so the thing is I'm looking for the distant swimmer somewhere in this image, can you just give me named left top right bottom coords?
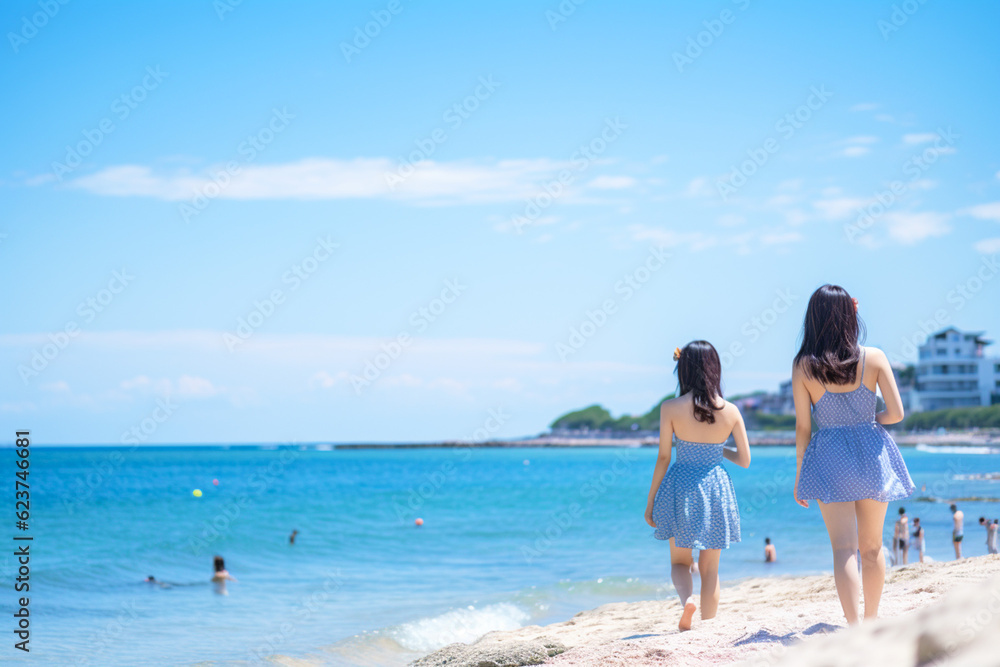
left=951, top=504, right=964, bottom=559
left=911, top=518, right=925, bottom=564
left=212, top=555, right=237, bottom=594
left=764, top=537, right=776, bottom=563
left=289, top=529, right=299, bottom=545
left=144, top=575, right=173, bottom=589
left=894, top=507, right=909, bottom=565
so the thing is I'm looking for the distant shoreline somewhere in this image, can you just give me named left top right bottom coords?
left=17, top=430, right=1000, bottom=449
left=335, top=429, right=1000, bottom=449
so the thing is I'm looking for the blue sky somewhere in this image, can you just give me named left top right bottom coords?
left=2, top=0, right=999, bottom=444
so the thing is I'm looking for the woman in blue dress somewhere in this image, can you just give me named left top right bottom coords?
left=645, top=340, right=751, bottom=631
left=792, top=285, right=914, bottom=624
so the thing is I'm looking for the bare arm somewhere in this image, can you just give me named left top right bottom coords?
left=871, top=347, right=905, bottom=425
left=645, top=402, right=674, bottom=527
left=791, top=362, right=812, bottom=508
left=722, top=406, right=751, bottom=468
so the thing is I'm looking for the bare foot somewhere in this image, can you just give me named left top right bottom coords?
left=679, top=601, right=697, bottom=631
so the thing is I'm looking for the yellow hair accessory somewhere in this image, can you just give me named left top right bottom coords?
left=673, top=347, right=682, bottom=361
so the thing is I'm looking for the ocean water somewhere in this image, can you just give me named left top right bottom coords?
left=8, top=443, right=999, bottom=666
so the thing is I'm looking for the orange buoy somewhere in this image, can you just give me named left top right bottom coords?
left=415, top=518, right=424, bottom=527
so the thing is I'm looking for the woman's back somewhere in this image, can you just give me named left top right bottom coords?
left=664, top=393, right=740, bottom=444
left=804, top=348, right=878, bottom=429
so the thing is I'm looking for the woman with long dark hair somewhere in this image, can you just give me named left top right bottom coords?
left=645, top=340, right=750, bottom=631
left=792, top=284, right=913, bottom=624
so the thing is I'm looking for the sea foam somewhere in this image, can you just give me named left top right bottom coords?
left=389, top=602, right=530, bottom=653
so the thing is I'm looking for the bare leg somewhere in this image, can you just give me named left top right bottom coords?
left=698, top=549, right=721, bottom=620
left=855, top=499, right=888, bottom=620
left=669, top=539, right=696, bottom=630
left=818, top=501, right=861, bottom=624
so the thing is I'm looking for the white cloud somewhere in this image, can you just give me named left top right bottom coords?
left=629, top=224, right=717, bottom=250
left=120, top=375, right=173, bottom=394
left=383, top=374, right=424, bottom=388
left=875, top=114, right=895, bottom=123
left=776, top=179, right=803, bottom=192
left=902, top=133, right=940, bottom=144
left=840, top=146, right=871, bottom=158
left=40, top=380, right=70, bottom=392
left=64, top=158, right=591, bottom=205
left=587, top=175, right=636, bottom=190
left=884, top=212, right=951, bottom=244
left=177, top=375, right=221, bottom=398
left=961, top=202, right=1000, bottom=222
left=837, top=136, right=878, bottom=158
left=119, top=372, right=222, bottom=399
left=760, top=231, right=804, bottom=245
left=492, top=214, right=559, bottom=234
left=974, top=238, right=1000, bottom=254
left=812, top=197, right=869, bottom=221
left=309, top=371, right=347, bottom=389
left=685, top=177, right=714, bottom=198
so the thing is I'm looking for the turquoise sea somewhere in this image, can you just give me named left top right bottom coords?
left=7, top=443, right=999, bottom=665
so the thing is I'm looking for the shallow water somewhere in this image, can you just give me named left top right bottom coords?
left=9, top=443, right=998, bottom=665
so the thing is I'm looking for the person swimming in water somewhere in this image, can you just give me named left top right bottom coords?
left=212, top=555, right=237, bottom=594
left=290, top=529, right=299, bottom=545
left=764, top=537, right=777, bottom=563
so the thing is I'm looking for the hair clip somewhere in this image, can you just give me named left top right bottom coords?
left=673, top=346, right=682, bottom=361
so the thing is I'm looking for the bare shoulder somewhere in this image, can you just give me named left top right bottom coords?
left=720, top=400, right=744, bottom=424
left=719, top=399, right=740, bottom=414
left=863, top=346, right=889, bottom=363
left=863, top=346, right=891, bottom=376
left=661, top=393, right=688, bottom=410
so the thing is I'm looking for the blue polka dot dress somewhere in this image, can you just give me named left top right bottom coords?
left=652, top=437, right=740, bottom=549
left=796, top=348, right=915, bottom=503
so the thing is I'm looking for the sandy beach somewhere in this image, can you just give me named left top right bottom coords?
left=413, top=555, right=1000, bottom=666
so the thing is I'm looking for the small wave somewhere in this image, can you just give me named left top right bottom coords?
left=388, top=603, right=530, bottom=654
left=915, top=444, right=1000, bottom=455
left=954, top=472, right=1000, bottom=481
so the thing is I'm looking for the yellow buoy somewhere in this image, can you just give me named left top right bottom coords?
left=192, top=489, right=203, bottom=497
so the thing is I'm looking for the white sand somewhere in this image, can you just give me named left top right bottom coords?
left=413, top=555, right=1000, bottom=666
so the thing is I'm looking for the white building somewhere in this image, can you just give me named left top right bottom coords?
left=914, top=327, right=1000, bottom=412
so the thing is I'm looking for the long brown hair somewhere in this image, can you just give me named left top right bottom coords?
left=794, top=284, right=867, bottom=384
left=675, top=340, right=724, bottom=423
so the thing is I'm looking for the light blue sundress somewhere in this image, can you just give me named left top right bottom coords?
left=796, top=348, right=915, bottom=503
left=652, top=437, right=740, bottom=549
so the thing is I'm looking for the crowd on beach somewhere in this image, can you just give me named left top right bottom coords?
left=890, top=504, right=1000, bottom=566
